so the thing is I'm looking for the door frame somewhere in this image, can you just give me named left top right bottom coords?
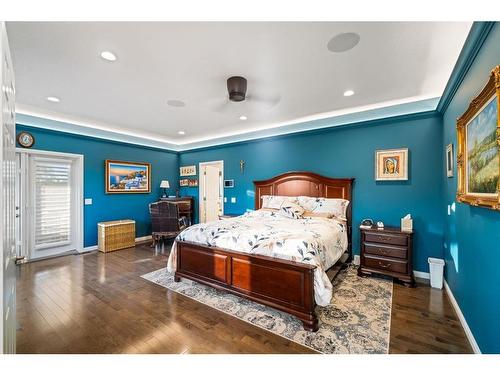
left=198, top=160, right=224, bottom=223
left=16, top=148, right=84, bottom=259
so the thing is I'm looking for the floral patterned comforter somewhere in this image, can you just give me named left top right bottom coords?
left=166, top=210, right=348, bottom=306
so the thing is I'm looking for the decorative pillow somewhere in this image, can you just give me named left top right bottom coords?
left=278, top=201, right=305, bottom=219
left=261, top=195, right=298, bottom=209
left=297, top=196, right=350, bottom=220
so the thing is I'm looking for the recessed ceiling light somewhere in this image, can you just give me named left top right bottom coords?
left=100, top=51, right=117, bottom=62
left=46, top=96, right=60, bottom=103
left=239, top=115, right=247, bottom=120
left=343, top=90, right=355, bottom=97
left=167, top=99, right=186, bottom=107
left=178, top=130, right=186, bottom=135
left=327, top=33, right=360, bottom=53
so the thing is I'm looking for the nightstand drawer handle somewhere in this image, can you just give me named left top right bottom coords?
left=378, top=261, right=391, bottom=269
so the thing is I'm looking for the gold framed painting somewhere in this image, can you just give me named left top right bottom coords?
left=456, top=66, right=500, bottom=210
left=375, top=148, right=408, bottom=181
left=105, top=160, right=151, bottom=194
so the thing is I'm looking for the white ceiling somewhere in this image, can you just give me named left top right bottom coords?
left=7, top=22, right=472, bottom=150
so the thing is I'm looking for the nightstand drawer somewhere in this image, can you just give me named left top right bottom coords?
left=364, top=243, right=407, bottom=259
left=364, top=255, right=408, bottom=274
left=364, top=232, right=407, bottom=246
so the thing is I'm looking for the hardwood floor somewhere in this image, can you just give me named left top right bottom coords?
left=16, top=243, right=472, bottom=354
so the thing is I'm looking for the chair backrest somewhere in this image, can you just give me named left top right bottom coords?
left=149, top=201, right=182, bottom=233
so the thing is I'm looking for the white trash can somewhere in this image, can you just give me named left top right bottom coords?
left=428, top=257, right=445, bottom=289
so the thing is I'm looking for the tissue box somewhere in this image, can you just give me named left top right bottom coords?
left=401, top=217, right=413, bottom=232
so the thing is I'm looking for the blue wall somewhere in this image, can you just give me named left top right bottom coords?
left=16, top=124, right=179, bottom=248
left=441, top=23, right=500, bottom=353
left=180, top=112, right=444, bottom=272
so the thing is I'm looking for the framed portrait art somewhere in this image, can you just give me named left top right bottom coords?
left=375, top=148, right=408, bottom=181
left=456, top=66, right=500, bottom=210
left=105, top=160, right=151, bottom=194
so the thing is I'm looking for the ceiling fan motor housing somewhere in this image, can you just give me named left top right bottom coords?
left=227, top=76, right=247, bottom=102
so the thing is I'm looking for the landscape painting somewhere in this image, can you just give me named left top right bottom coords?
left=466, top=96, right=499, bottom=195
left=105, top=160, right=151, bottom=193
left=456, top=66, right=500, bottom=210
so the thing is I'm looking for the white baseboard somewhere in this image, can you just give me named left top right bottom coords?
left=135, top=235, right=152, bottom=243
left=444, top=279, right=481, bottom=354
left=81, top=245, right=98, bottom=252
left=81, top=235, right=153, bottom=252
left=353, top=255, right=360, bottom=265
left=413, top=270, right=430, bottom=280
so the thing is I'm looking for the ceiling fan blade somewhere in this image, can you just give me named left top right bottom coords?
left=247, top=93, right=281, bottom=108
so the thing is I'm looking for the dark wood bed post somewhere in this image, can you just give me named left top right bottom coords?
left=174, top=171, right=354, bottom=332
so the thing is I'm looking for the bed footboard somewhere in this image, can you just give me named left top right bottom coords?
left=174, top=240, right=319, bottom=331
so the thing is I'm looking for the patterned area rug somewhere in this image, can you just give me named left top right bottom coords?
left=141, top=265, right=393, bottom=354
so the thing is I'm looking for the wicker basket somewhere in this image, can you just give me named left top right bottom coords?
left=98, top=220, right=136, bottom=253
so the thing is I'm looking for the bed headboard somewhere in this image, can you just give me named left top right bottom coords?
left=254, top=171, right=355, bottom=260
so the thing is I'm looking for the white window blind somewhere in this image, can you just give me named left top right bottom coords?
left=32, top=157, right=72, bottom=249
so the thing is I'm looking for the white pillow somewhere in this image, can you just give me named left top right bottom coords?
left=261, top=195, right=298, bottom=209
left=297, top=196, right=350, bottom=220
left=278, top=201, right=305, bottom=219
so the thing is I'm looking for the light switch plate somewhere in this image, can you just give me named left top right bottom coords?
left=84, top=198, right=93, bottom=205
left=223, top=197, right=227, bottom=203
left=231, top=197, right=236, bottom=203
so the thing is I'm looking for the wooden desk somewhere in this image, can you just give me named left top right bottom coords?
left=159, top=197, right=194, bottom=225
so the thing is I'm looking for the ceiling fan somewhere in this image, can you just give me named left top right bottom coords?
left=211, top=76, right=281, bottom=114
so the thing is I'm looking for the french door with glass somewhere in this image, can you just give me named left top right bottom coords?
left=16, top=150, right=83, bottom=260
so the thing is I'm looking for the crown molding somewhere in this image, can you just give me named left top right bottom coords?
left=437, top=21, right=496, bottom=114
left=16, top=95, right=439, bottom=152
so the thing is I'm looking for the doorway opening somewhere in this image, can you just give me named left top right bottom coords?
left=199, top=160, right=224, bottom=223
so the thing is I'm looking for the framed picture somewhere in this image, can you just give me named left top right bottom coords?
left=375, top=148, right=408, bottom=181
left=446, top=144, right=454, bottom=178
left=456, top=66, right=500, bottom=210
left=105, top=160, right=151, bottom=194
left=188, top=179, right=198, bottom=187
left=180, top=165, right=196, bottom=176
left=179, top=178, right=189, bottom=187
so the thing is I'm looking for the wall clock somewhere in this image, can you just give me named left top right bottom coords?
left=17, top=132, right=35, bottom=148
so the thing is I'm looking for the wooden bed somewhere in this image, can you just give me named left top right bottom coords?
left=174, top=171, right=354, bottom=331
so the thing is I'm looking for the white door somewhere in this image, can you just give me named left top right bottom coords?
left=1, top=21, right=16, bottom=354
left=17, top=153, right=81, bottom=260
left=199, top=161, right=223, bottom=223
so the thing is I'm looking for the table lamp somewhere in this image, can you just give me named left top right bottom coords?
left=160, top=180, right=170, bottom=198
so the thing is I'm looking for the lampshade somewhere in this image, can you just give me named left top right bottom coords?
left=160, top=180, right=170, bottom=188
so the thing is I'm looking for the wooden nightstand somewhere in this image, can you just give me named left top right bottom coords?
left=358, top=226, right=415, bottom=287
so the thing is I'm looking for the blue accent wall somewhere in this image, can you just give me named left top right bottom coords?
left=16, top=124, right=179, bottom=248
left=441, top=22, right=500, bottom=353
left=180, top=112, right=444, bottom=273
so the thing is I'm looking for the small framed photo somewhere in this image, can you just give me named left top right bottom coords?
left=446, top=144, right=454, bottom=178
left=375, top=148, right=408, bottom=181
left=179, top=178, right=189, bottom=187
left=180, top=165, right=196, bottom=176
